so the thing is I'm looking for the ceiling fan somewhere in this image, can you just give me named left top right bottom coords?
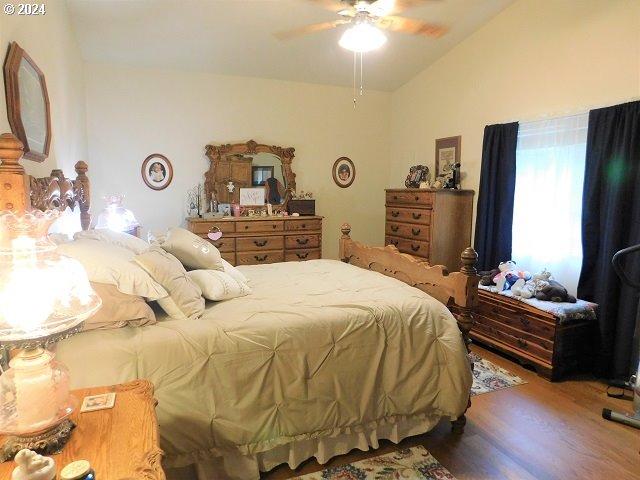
left=276, top=0, right=448, bottom=46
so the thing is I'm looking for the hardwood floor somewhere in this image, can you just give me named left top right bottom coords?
left=261, top=344, right=640, bottom=480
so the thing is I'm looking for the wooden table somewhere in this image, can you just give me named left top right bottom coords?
left=0, top=380, right=165, bottom=480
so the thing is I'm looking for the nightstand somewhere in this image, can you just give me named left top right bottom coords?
left=0, top=379, right=165, bottom=479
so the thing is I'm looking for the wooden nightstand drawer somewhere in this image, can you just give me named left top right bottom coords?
left=385, top=222, right=430, bottom=241
left=386, top=207, right=431, bottom=225
left=385, top=190, right=434, bottom=207
left=285, top=234, right=320, bottom=249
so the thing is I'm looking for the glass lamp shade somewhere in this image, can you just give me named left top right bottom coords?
left=0, top=209, right=101, bottom=441
left=339, top=23, right=387, bottom=53
left=94, top=194, right=139, bottom=234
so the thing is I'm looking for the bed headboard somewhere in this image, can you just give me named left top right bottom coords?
left=0, top=133, right=91, bottom=229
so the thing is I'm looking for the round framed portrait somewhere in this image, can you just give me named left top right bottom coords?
left=332, top=157, right=355, bottom=188
left=142, top=153, right=173, bottom=191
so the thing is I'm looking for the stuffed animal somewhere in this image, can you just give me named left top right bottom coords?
left=493, top=260, right=532, bottom=292
left=512, top=269, right=551, bottom=299
left=478, top=268, right=500, bottom=286
left=535, top=279, right=577, bottom=303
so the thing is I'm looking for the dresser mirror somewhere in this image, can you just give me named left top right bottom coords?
left=204, top=140, right=296, bottom=211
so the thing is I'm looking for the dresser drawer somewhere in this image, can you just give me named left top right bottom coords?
left=285, top=234, right=320, bottom=249
left=236, top=251, right=285, bottom=265
left=386, top=207, right=431, bottom=225
left=220, top=251, right=235, bottom=264
left=285, top=218, right=322, bottom=231
left=386, top=190, right=434, bottom=207
left=285, top=249, right=321, bottom=262
left=236, top=220, right=284, bottom=233
left=385, top=236, right=430, bottom=259
left=208, top=237, right=235, bottom=253
left=477, top=298, right=556, bottom=341
left=385, top=222, right=430, bottom=241
left=190, top=221, right=236, bottom=234
left=236, top=236, right=284, bottom=251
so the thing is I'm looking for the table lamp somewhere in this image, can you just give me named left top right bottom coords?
left=0, top=210, right=101, bottom=460
left=94, top=194, right=139, bottom=235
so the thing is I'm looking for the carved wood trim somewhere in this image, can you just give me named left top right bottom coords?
left=204, top=139, right=297, bottom=210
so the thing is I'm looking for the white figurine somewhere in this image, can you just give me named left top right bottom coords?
left=12, top=449, right=55, bottom=480
left=226, top=181, right=235, bottom=193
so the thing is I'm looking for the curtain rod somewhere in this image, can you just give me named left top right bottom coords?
left=503, top=97, right=640, bottom=125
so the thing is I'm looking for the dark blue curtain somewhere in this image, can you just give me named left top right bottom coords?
left=473, top=122, right=519, bottom=271
left=578, top=100, right=640, bottom=379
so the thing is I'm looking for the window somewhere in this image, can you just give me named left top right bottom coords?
left=511, top=113, right=588, bottom=296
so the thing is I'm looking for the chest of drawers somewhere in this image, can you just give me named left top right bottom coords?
left=187, top=216, right=322, bottom=266
left=385, top=189, right=474, bottom=271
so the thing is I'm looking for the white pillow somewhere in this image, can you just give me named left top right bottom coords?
left=187, top=269, right=252, bottom=301
left=221, top=258, right=249, bottom=284
left=75, top=229, right=150, bottom=255
left=135, top=247, right=205, bottom=320
left=56, top=238, right=168, bottom=300
left=160, top=227, right=224, bottom=271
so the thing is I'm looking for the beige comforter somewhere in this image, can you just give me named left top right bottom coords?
left=55, top=259, right=472, bottom=470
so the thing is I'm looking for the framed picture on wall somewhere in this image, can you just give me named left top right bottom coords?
left=435, top=136, right=461, bottom=178
left=142, top=154, right=173, bottom=190
left=332, top=157, right=355, bottom=188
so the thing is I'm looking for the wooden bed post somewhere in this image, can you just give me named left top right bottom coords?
left=339, top=223, right=352, bottom=262
left=457, top=246, right=479, bottom=353
left=0, top=133, right=30, bottom=211
left=74, top=161, right=91, bottom=231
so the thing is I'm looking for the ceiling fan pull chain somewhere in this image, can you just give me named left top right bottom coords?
left=353, top=51, right=357, bottom=108
left=360, top=51, right=364, bottom=97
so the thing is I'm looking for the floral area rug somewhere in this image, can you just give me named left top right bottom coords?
left=290, top=446, right=456, bottom=480
left=470, top=352, right=527, bottom=396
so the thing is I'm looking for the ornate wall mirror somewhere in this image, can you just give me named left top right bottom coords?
left=3, top=42, right=51, bottom=162
left=204, top=140, right=296, bottom=210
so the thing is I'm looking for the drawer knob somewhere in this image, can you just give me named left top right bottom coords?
left=296, top=253, right=309, bottom=259
left=391, top=225, right=399, bottom=232
left=254, top=255, right=268, bottom=262
left=301, top=224, right=306, bottom=228
left=272, top=225, right=277, bottom=229
left=411, top=228, right=421, bottom=236
left=254, top=240, right=267, bottom=247
left=390, top=240, right=398, bottom=247
left=393, top=195, right=398, bottom=200
left=519, top=316, right=530, bottom=326
left=296, top=238, right=309, bottom=245
left=411, top=244, right=420, bottom=252
left=517, top=338, right=528, bottom=348
left=391, top=211, right=400, bottom=217
left=412, top=213, right=422, bottom=220
left=414, top=196, right=419, bottom=201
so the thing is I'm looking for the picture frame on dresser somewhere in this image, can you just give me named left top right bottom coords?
left=435, top=136, right=461, bottom=179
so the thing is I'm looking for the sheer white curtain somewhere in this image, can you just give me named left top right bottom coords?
left=512, top=113, right=588, bottom=296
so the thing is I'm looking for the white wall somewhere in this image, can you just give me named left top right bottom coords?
left=0, top=1, right=87, bottom=177
left=84, top=64, right=391, bottom=259
left=391, top=0, right=640, bottom=236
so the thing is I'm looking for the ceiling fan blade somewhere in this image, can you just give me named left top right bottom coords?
left=275, top=19, right=348, bottom=40
left=305, top=0, right=349, bottom=13
left=378, top=15, right=447, bottom=38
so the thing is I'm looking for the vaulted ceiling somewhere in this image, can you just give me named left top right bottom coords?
left=67, top=0, right=514, bottom=91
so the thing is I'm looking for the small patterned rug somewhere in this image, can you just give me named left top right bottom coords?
left=290, top=445, right=455, bottom=480
left=470, top=352, right=527, bottom=396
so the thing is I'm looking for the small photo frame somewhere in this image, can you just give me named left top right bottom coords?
left=80, top=392, right=116, bottom=412
left=218, top=203, right=231, bottom=216
left=435, top=136, right=461, bottom=179
left=142, top=153, right=173, bottom=191
left=239, top=187, right=265, bottom=206
left=332, top=157, right=355, bottom=188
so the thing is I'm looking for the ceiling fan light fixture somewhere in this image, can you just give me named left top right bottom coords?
left=338, top=23, right=387, bottom=53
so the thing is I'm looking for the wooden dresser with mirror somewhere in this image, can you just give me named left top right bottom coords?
left=189, top=140, right=322, bottom=266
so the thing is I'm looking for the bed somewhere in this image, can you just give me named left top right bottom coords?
left=0, top=133, right=479, bottom=480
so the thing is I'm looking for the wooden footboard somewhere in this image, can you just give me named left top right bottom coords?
left=339, top=223, right=479, bottom=350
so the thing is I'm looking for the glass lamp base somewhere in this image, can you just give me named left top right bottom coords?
left=0, top=418, right=76, bottom=462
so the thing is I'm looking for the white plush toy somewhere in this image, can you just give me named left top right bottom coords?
left=512, top=269, right=552, bottom=299
left=11, top=449, right=55, bottom=480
